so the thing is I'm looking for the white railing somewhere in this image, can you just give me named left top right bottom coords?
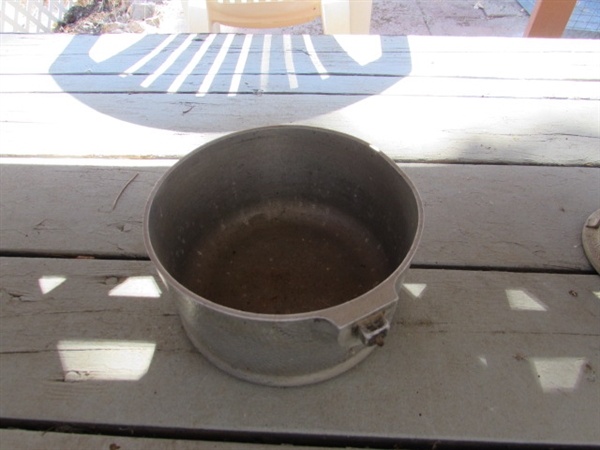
left=0, top=0, right=75, bottom=33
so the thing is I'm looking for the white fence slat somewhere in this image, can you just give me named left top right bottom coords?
left=0, top=0, right=74, bottom=33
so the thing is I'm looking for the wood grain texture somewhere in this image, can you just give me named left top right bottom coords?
left=4, top=74, right=599, bottom=100
left=3, top=33, right=599, bottom=55
left=1, top=162, right=597, bottom=270
left=1, top=33, right=598, bottom=79
left=0, top=430, right=354, bottom=450
left=1, top=258, right=598, bottom=445
left=0, top=35, right=600, bottom=165
left=1, top=33, right=598, bottom=165
left=2, top=32, right=599, bottom=448
left=0, top=92, right=598, bottom=165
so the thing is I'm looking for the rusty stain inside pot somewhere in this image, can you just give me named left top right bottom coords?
left=179, top=202, right=393, bottom=315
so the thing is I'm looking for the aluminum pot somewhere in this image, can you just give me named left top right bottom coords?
left=144, top=125, right=423, bottom=386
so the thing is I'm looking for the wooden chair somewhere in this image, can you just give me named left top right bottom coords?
left=180, top=0, right=373, bottom=34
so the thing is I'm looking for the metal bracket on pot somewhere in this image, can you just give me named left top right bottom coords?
left=355, top=313, right=390, bottom=347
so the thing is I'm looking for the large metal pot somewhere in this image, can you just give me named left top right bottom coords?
left=144, top=126, right=423, bottom=386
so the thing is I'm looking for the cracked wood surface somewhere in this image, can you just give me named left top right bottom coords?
left=0, top=93, right=597, bottom=165
left=1, top=162, right=598, bottom=270
left=0, top=430, right=352, bottom=450
left=2, top=34, right=599, bottom=79
left=1, top=33, right=599, bottom=447
left=0, top=34, right=598, bottom=165
left=0, top=258, right=598, bottom=445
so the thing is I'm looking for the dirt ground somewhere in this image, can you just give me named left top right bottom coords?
left=55, top=0, right=529, bottom=35
left=54, top=0, right=166, bottom=34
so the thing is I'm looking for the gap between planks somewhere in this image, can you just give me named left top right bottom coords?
left=0, top=156, right=598, bottom=168
left=0, top=422, right=508, bottom=450
left=1, top=259, right=598, bottom=446
left=1, top=163, right=598, bottom=271
left=0, top=252, right=595, bottom=276
left=0, top=428, right=374, bottom=450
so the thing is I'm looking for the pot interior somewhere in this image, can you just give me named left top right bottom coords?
left=179, top=200, right=392, bottom=314
left=147, top=127, right=421, bottom=315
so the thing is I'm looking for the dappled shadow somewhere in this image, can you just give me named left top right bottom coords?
left=1, top=255, right=599, bottom=446
left=3, top=34, right=600, bottom=444
left=48, top=33, right=411, bottom=133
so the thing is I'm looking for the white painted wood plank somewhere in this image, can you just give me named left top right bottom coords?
left=4, top=47, right=597, bottom=80
left=0, top=164, right=164, bottom=259
left=1, top=162, right=598, bottom=271
left=3, top=33, right=599, bottom=57
left=1, top=34, right=598, bottom=80
left=2, top=74, right=599, bottom=100
left=2, top=41, right=597, bottom=81
left=0, top=429, right=350, bottom=450
left=0, top=93, right=598, bottom=165
left=1, top=258, right=598, bottom=446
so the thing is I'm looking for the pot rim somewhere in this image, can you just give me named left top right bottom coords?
left=143, top=125, right=424, bottom=325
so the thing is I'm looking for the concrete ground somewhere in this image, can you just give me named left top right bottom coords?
left=157, top=0, right=600, bottom=38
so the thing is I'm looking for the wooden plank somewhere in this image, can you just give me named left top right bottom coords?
left=2, top=74, right=599, bottom=100
left=0, top=163, right=166, bottom=259
left=0, top=429, right=353, bottom=450
left=1, top=162, right=598, bottom=271
left=1, top=258, right=598, bottom=446
left=524, top=0, right=578, bottom=38
left=0, top=93, right=598, bottom=166
left=3, top=33, right=599, bottom=57
left=1, top=34, right=598, bottom=80
left=0, top=431, right=346, bottom=450
left=2, top=33, right=598, bottom=62
left=3, top=46, right=597, bottom=80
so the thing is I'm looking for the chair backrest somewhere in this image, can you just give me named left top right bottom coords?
left=182, top=0, right=372, bottom=34
left=208, top=0, right=322, bottom=29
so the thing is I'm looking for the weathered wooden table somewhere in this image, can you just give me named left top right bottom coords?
left=1, top=33, right=599, bottom=449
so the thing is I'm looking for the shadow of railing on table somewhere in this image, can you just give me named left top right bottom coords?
left=49, top=33, right=411, bottom=133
